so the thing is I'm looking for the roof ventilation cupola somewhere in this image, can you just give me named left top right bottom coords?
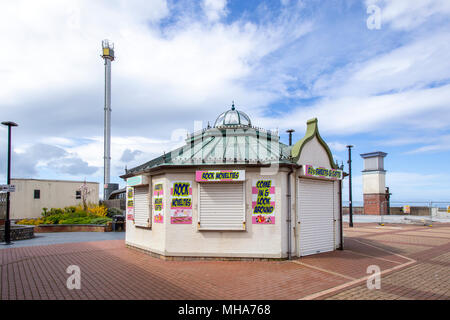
left=214, top=102, right=252, bottom=128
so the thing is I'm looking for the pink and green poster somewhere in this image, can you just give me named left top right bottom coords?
left=153, top=183, right=164, bottom=223
left=126, top=186, right=134, bottom=221
left=170, top=181, right=192, bottom=224
left=252, top=179, right=275, bottom=224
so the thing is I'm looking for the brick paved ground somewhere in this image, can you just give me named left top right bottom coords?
left=0, top=223, right=449, bottom=300
left=323, top=223, right=450, bottom=300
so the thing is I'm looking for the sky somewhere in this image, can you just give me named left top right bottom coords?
left=0, top=0, right=449, bottom=202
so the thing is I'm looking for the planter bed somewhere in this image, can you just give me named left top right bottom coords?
left=33, top=224, right=111, bottom=233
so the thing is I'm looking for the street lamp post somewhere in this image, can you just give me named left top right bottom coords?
left=2, top=121, right=18, bottom=245
left=346, top=145, right=354, bottom=228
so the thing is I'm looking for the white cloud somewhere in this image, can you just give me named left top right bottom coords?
left=365, top=0, right=450, bottom=30
left=63, top=135, right=185, bottom=170
left=0, top=0, right=169, bottom=104
left=1, top=0, right=449, bottom=194
left=328, top=141, right=347, bottom=152
left=258, top=84, right=450, bottom=135
left=313, top=31, right=450, bottom=98
left=405, top=135, right=450, bottom=154
left=0, top=0, right=315, bottom=186
left=202, top=0, right=228, bottom=22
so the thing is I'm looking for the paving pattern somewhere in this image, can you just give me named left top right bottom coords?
left=0, top=223, right=449, bottom=300
left=323, top=223, right=450, bottom=300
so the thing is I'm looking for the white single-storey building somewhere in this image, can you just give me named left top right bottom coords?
left=9, top=179, right=99, bottom=220
left=121, top=105, right=344, bottom=259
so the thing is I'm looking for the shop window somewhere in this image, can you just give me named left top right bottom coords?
left=76, top=191, right=81, bottom=199
left=34, top=189, right=40, bottom=199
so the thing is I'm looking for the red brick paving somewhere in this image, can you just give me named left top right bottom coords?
left=1, top=223, right=449, bottom=300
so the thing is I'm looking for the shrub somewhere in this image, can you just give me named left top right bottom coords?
left=64, top=206, right=77, bottom=214
left=43, top=214, right=62, bottom=225
left=87, top=204, right=108, bottom=217
left=33, top=204, right=111, bottom=225
left=16, top=218, right=43, bottom=225
left=43, top=208, right=64, bottom=217
left=59, top=217, right=92, bottom=225
left=106, top=207, right=123, bottom=218
left=42, top=207, right=56, bottom=217
left=90, top=217, right=113, bottom=225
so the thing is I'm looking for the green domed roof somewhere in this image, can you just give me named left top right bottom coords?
left=214, top=103, right=251, bottom=128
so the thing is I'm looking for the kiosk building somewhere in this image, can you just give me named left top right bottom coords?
left=121, top=105, right=344, bottom=259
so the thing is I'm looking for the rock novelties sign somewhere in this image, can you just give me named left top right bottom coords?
left=170, top=181, right=192, bottom=224
left=153, top=183, right=164, bottom=223
left=303, top=165, right=343, bottom=180
left=252, top=179, right=275, bottom=224
left=195, top=170, right=245, bottom=182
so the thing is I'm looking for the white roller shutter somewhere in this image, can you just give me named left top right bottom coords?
left=134, top=186, right=150, bottom=227
left=298, top=179, right=334, bottom=256
left=199, top=183, right=245, bottom=230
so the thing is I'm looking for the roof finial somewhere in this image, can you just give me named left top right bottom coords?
left=231, top=100, right=235, bottom=110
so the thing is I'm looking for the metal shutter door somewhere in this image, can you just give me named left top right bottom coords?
left=298, top=179, right=334, bottom=256
left=134, top=186, right=150, bottom=227
left=199, top=183, right=245, bottom=230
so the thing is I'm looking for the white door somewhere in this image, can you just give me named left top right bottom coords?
left=134, top=186, right=150, bottom=227
left=199, top=183, right=245, bottom=230
left=298, top=179, right=335, bottom=256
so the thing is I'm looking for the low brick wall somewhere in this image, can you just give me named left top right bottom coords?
left=343, top=207, right=365, bottom=215
left=390, top=206, right=431, bottom=216
left=0, top=225, right=34, bottom=241
left=33, top=224, right=112, bottom=233
left=344, top=206, right=431, bottom=216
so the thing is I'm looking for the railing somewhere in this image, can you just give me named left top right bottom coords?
left=343, top=200, right=450, bottom=218
left=187, top=125, right=277, bottom=139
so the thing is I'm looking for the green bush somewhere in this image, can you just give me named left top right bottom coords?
left=59, top=217, right=92, bottom=225
left=43, top=214, right=62, bottom=224
left=42, top=207, right=64, bottom=217
left=90, top=217, right=113, bottom=225
left=37, top=205, right=114, bottom=225
left=106, top=207, right=123, bottom=218
left=64, top=206, right=77, bottom=214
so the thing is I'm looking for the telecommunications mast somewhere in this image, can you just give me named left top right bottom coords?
left=101, top=39, right=115, bottom=200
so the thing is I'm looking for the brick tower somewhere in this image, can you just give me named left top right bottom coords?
left=360, top=152, right=388, bottom=215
